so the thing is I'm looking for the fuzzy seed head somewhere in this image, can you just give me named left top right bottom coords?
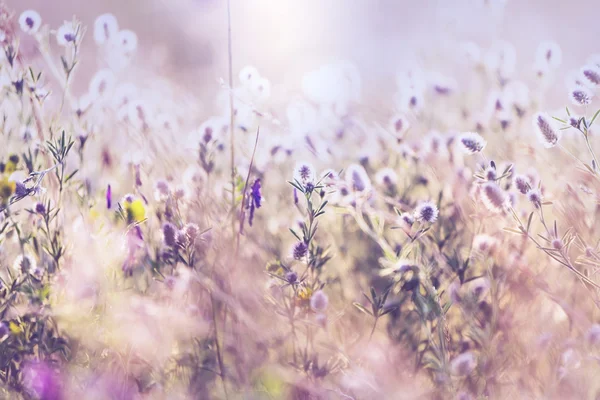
left=514, top=174, right=532, bottom=194
left=480, top=182, right=507, bottom=213
left=527, top=188, right=543, bottom=209
left=570, top=87, right=594, bottom=106
left=582, top=65, right=600, bottom=87
left=533, top=112, right=561, bottom=148
left=345, top=164, right=371, bottom=192
left=459, top=132, right=487, bottom=154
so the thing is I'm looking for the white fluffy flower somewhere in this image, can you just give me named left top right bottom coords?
left=56, top=21, right=78, bottom=46
left=93, top=13, right=119, bottom=45
left=19, top=10, right=42, bottom=34
left=458, top=132, right=487, bottom=154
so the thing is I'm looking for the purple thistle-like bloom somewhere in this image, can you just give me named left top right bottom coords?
left=106, top=184, right=112, bottom=209
left=162, top=222, right=177, bottom=247
left=293, top=242, right=308, bottom=260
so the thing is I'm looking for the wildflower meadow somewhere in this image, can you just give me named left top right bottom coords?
left=1, top=0, right=600, bottom=399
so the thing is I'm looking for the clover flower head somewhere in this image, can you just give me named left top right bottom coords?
left=459, top=132, right=487, bottom=154
left=414, top=201, right=439, bottom=223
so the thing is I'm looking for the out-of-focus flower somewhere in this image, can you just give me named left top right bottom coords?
left=450, top=352, right=477, bottom=376
left=292, top=242, right=308, bottom=260
left=89, top=69, right=116, bottom=100
left=375, top=168, right=398, bottom=187
left=93, top=13, right=119, bottom=45
left=527, top=188, right=542, bottom=209
left=239, top=65, right=260, bottom=85
left=122, top=195, right=146, bottom=223
left=162, top=223, right=177, bottom=247
left=513, top=174, right=531, bottom=194
left=414, top=201, right=439, bottom=223
left=22, top=361, right=62, bottom=400
left=115, top=29, right=138, bottom=53
left=586, top=324, right=600, bottom=345
left=535, top=41, right=562, bottom=69
left=310, top=290, right=329, bottom=312
left=56, top=21, right=78, bottom=46
left=533, top=112, right=560, bottom=148
left=19, top=10, right=42, bottom=34
left=345, top=164, right=371, bottom=193
left=13, top=253, right=37, bottom=275
left=106, top=184, right=112, bottom=209
left=480, top=182, right=507, bottom=213
left=248, top=178, right=262, bottom=227
left=581, top=65, right=600, bottom=87
left=570, top=86, right=594, bottom=106
left=458, top=132, right=486, bottom=154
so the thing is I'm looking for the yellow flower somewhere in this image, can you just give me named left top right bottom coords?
left=0, top=175, right=16, bottom=204
left=4, top=154, right=19, bottom=174
left=124, top=198, right=146, bottom=223
left=297, top=285, right=313, bottom=301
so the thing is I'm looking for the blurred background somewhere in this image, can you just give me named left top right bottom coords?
left=8, top=0, right=600, bottom=99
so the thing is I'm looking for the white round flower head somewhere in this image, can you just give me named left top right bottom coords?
left=115, top=30, right=138, bottom=53
left=375, top=168, right=398, bottom=187
left=239, top=65, right=260, bottom=86
left=251, top=76, right=271, bottom=102
left=56, top=21, right=78, bottom=46
left=569, top=85, right=594, bottom=106
left=19, top=10, right=42, bottom=34
left=310, top=290, right=329, bottom=312
left=389, top=114, right=410, bottom=138
left=89, top=69, right=116, bottom=100
left=458, top=132, right=487, bottom=154
left=533, top=112, right=561, bottom=148
left=345, top=164, right=372, bottom=193
left=293, top=162, right=316, bottom=186
left=581, top=64, right=600, bottom=87
left=94, top=13, right=119, bottom=45
left=535, top=41, right=562, bottom=70
left=414, top=201, right=439, bottom=223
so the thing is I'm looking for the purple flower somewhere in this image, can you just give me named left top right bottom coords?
left=106, top=184, right=112, bottom=209
left=22, top=361, right=62, bottom=400
left=248, top=178, right=262, bottom=227
left=293, top=242, right=308, bottom=260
